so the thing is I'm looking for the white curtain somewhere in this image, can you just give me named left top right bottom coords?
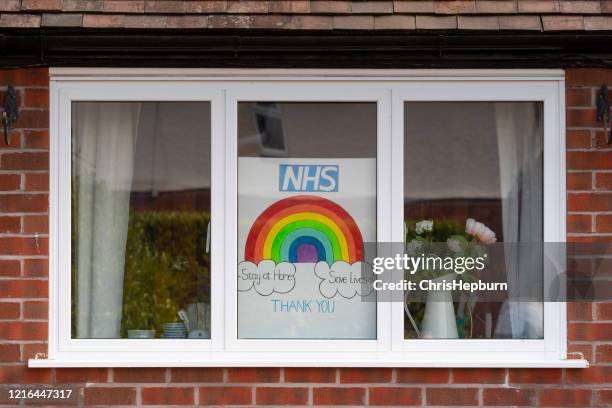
left=494, top=103, right=544, bottom=339
left=73, top=102, right=142, bottom=338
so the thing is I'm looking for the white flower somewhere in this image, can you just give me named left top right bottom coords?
left=447, top=237, right=463, bottom=252
left=465, top=218, right=497, bottom=244
left=415, top=220, right=433, bottom=235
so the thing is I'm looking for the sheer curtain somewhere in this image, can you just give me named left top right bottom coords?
left=73, top=102, right=142, bottom=338
left=494, top=103, right=544, bottom=339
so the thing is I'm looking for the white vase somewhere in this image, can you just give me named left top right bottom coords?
left=420, top=273, right=458, bottom=339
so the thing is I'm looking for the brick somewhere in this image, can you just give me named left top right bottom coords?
left=228, top=368, right=280, bottom=383
left=23, top=130, right=49, bottom=149
left=595, top=302, right=612, bottom=319
left=289, top=15, right=333, bottom=29
left=14, top=110, right=49, bottom=129
left=0, top=174, right=21, bottom=191
left=568, top=214, right=592, bottom=233
left=596, top=389, right=612, bottom=407
left=566, top=366, right=612, bottom=384
left=351, top=1, right=393, bottom=14
left=518, top=0, right=560, bottom=12
left=83, top=14, right=125, bottom=27
left=284, top=368, right=336, bottom=383
left=21, top=0, right=61, bottom=11
left=540, top=388, right=592, bottom=406
left=313, top=387, right=365, bottom=405
left=426, top=387, right=478, bottom=406
left=567, top=193, right=612, bottom=212
left=394, top=0, right=434, bottom=12
left=185, top=1, right=227, bottom=13
left=23, top=343, right=48, bottom=360
left=567, top=129, right=592, bottom=148
left=0, top=259, right=20, bottom=277
left=397, top=368, right=449, bottom=383
left=311, top=0, right=352, bottom=13
left=476, top=0, right=517, bottom=12
left=269, top=0, right=310, bottom=13
left=252, top=15, right=291, bottom=28
left=333, top=15, right=374, bottom=29
left=62, top=0, right=103, bottom=12
left=0, top=0, right=20, bottom=11
left=1, top=152, right=48, bottom=170
left=416, top=15, right=457, bottom=29
left=452, top=368, right=505, bottom=383
left=23, top=89, right=49, bottom=108
left=256, top=387, right=308, bottom=405
left=113, top=368, right=166, bottom=383
left=0, top=279, right=48, bottom=298
left=567, top=108, right=599, bottom=127
left=568, top=152, right=612, bottom=170
left=569, top=322, right=612, bottom=340
left=0, top=237, right=47, bottom=255
left=567, top=88, right=593, bottom=107
left=568, top=343, right=593, bottom=361
left=0, top=194, right=48, bottom=213
left=560, top=0, right=601, bottom=13
left=0, top=131, right=21, bottom=149
left=434, top=0, right=476, bottom=14
left=369, top=387, right=421, bottom=406
left=483, top=388, right=536, bottom=406
left=0, top=322, right=48, bottom=340
left=596, top=344, right=612, bottom=363
left=144, top=0, right=186, bottom=13
left=170, top=368, right=223, bottom=382
left=124, top=15, right=167, bottom=28
left=56, top=368, right=108, bottom=383
left=567, top=69, right=612, bottom=86
left=568, top=301, right=593, bottom=320
left=23, top=259, right=47, bottom=277
left=226, top=0, right=269, bottom=13
left=23, top=214, right=49, bottom=235
left=0, top=301, right=20, bottom=319
left=0, top=68, right=48, bottom=87
left=0, top=365, right=51, bottom=383
left=25, top=173, right=49, bottom=191
left=0, top=14, right=41, bottom=28
left=586, top=16, right=612, bottom=30
left=596, top=215, right=612, bottom=232
left=543, top=15, right=585, bottom=30
left=23, top=300, right=47, bottom=319
left=0, top=344, right=20, bottom=362
left=208, top=15, right=253, bottom=28
left=41, top=13, right=83, bottom=27
left=103, top=0, right=144, bottom=12
left=374, top=15, right=415, bottom=29
left=458, top=16, right=500, bottom=29
left=84, top=387, right=136, bottom=406
left=141, top=387, right=194, bottom=405
left=339, top=368, right=392, bottom=383
left=200, top=386, right=252, bottom=405
left=166, top=15, right=208, bottom=28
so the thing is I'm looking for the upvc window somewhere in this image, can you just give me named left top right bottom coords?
left=32, top=69, right=585, bottom=368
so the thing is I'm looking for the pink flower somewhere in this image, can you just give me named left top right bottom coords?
left=465, top=218, right=497, bottom=244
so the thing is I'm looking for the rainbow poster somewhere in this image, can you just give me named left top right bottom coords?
left=238, top=157, right=376, bottom=339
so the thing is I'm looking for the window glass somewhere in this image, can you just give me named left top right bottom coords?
left=237, top=102, right=377, bottom=339
left=71, top=101, right=211, bottom=339
left=403, top=102, right=544, bottom=340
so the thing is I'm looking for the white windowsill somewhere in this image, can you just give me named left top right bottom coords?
left=29, top=357, right=588, bottom=368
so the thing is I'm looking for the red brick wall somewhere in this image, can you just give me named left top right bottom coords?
left=0, top=67, right=610, bottom=407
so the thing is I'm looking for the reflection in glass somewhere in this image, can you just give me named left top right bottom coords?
left=403, top=102, right=544, bottom=340
left=71, top=102, right=211, bottom=339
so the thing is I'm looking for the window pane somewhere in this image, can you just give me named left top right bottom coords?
left=237, top=102, right=377, bottom=339
left=71, top=102, right=211, bottom=339
left=403, top=102, right=544, bottom=340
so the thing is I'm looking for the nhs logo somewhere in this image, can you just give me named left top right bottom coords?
left=279, top=164, right=339, bottom=192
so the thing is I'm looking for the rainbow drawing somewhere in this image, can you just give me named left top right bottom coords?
left=244, top=195, right=364, bottom=264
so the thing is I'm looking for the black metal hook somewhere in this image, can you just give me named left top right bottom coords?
left=2, top=86, right=19, bottom=145
left=596, top=84, right=612, bottom=145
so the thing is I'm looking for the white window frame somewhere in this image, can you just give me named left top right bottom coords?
left=31, top=68, right=586, bottom=368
